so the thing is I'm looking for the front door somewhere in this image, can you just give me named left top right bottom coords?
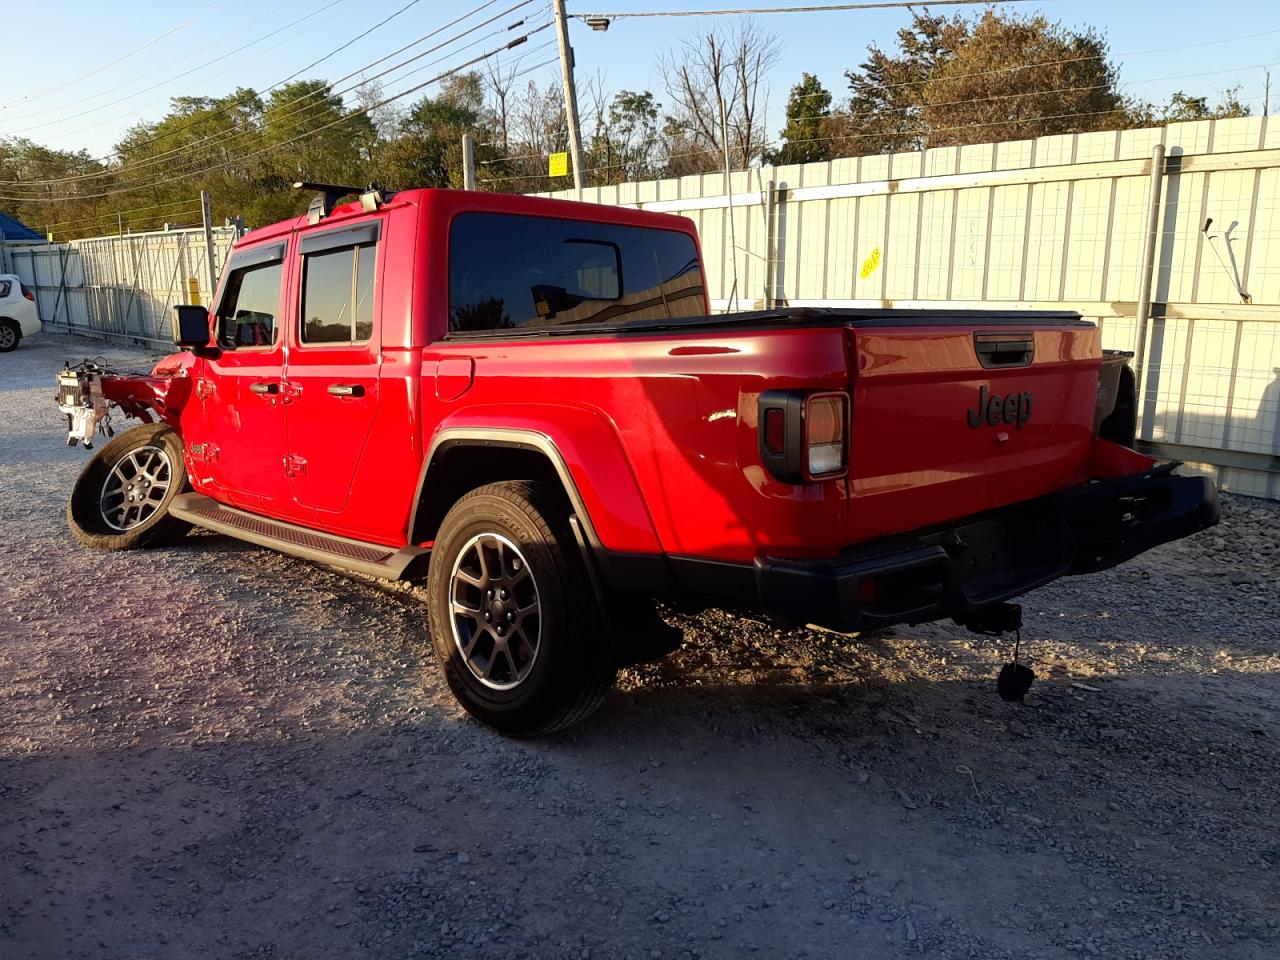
left=283, top=222, right=382, bottom=529
left=203, top=243, right=291, bottom=511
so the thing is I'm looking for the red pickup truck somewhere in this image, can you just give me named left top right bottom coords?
left=55, top=183, right=1218, bottom=734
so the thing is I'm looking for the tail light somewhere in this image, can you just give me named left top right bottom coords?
left=21, top=283, right=34, bottom=302
left=758, top=390, right=849, bottom=482
left=804, top=392, right=847, bottom=477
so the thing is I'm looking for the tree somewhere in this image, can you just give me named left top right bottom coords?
left=379, top=73, right=486, bottom=190
left=264, top=81, right=373, bottom=188
left=828, top=10, right=1130, bottom=155
left=660, top=19, right=781, bottom=172
left=829, top=12, right=964, bottom=155
left=921, top=12, right=1126, bottom=147
left=774, top=73, right=832, bottom=164
left=1139, top=86, right=1252, bottom=124
left=585, top=90, right=663, bottom=184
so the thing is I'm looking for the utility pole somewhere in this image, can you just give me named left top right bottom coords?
left=200, top=190, right=217, bottom=303
left=552, top=0, right=585, bottom=190
left=461, top=132, right=478, bottom=190
left=1265, top=69, right=1272, bottom=117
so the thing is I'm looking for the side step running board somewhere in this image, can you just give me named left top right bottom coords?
left=169, top=492, right=428, bottom=580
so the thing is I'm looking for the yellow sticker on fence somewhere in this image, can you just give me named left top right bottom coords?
left=859, top=246, right=882, bottom=280
left=548, top=152, right=569, bottom=178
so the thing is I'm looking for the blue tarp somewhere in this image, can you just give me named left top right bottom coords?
left=0, top=211, right=43, bottom=242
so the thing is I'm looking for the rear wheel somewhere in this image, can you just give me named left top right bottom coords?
left=426, top=480, right=615, bottom=736
left=0, top=319, right=19, bottom=352
left=67, top=423, right=191, bottom=550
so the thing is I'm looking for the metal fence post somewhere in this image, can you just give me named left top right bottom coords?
left=200, top=191, right=217, bottom=301
left=1131, top=143, right=1166, bottom=427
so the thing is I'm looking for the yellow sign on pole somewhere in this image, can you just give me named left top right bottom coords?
left=186, top=276, right=202, bottom=306
left=548, top=152, right=569, bottom=178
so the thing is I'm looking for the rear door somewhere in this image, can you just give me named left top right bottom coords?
left=203, top=242, right=292, bottom=510
left=282, top=219, right=382, bottom=521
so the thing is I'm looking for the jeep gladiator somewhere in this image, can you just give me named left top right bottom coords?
left=54, top=183, right=1220, bottom=734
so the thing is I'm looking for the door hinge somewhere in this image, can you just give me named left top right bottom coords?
left=196, top=379, right=213, bottom=400
left=283, top=454, right=307, bottom=478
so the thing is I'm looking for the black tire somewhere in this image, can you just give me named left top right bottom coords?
left=0, top=319, right=19, bottom=352
left=426, top=480, right=616, bottom=736
left=67, top=422, right=191, bottom=550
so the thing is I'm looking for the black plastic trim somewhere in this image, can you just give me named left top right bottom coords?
left=226, top=241, right=286, bottom=270
left=757, top=389, right=805, bottom=483
left=299, top=220, right=382, bottom=255
left=653, top=467, right=1219, bottom=632
left=170, top=492, right=428, bottom=580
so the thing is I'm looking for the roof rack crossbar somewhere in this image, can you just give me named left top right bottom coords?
left=293, top=181, right=365, bottom=224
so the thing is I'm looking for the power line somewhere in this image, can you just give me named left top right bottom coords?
left=4, top=0, right=355, bottom=133
left=0, top=0, right=314, bottom=128
left=0, top=0, right=532, bottom=191
left=0, top=27, right=548, bottom=203
left=44, top=198, right=203, bottom=229
left=79, top=8, right=548, bottom=196
left=573, top=0, right=1033, bottom=19
left=0, top=0, right=232, bottom=110
left=3, top=0, right=514, bottom=182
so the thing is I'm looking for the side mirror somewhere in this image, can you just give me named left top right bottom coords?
left=171, top=304, right=213, bottom=350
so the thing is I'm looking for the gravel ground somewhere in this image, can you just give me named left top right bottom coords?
left=2, top=332, right=1278, bottom=960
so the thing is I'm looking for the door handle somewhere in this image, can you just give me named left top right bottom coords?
left=328, top=383, right=365, bottom=397
left=249, top=381, right=280, bottom=395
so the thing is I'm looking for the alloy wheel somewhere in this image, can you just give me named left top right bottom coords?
left=448, top=532, right=542, bottom=690
left=99, top=444, right=173, bottom=531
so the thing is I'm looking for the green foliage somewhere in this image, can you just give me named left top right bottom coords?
left=774, top=73, right=832, bottom=165
left=586, top=90, right=663, bottom=184
left=1137, top=87, right=1252, bottom=124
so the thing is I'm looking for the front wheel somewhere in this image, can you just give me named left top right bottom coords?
left=67, top=422, right=191, bottom=550
left=425, top=480, right=616, bottom=736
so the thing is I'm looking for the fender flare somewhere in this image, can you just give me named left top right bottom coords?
left=413, top=426, right=607, bottom=548
left=410, top=424, right=675, bottom=594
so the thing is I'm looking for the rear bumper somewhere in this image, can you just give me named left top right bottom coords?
left=735, top=464, right=1218, bottom=632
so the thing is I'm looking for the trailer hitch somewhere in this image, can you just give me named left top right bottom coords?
left=957, top=602, right=1035, bottom=701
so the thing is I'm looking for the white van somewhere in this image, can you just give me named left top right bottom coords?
left=0, top=273, right=40, bottom=351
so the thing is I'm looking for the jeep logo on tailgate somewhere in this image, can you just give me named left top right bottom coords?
left=966, top=385, right=1033, bottom=430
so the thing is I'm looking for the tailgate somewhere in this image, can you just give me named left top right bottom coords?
left=846, top=321, right=1101, bottom=544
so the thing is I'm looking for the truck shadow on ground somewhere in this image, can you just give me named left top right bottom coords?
left=5, top=664, right=1278, bottom=959
left=7, top=518, right=1280, bottom=958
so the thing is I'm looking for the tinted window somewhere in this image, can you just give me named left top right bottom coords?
left=449, top=213, right=704, bottom=333
left=218, top=261, right=283, bottom=348
left=0, top=280, right=10, bottom=298
left=301, top=243, right=376, bottom=344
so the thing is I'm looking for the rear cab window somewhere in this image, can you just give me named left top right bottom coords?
left=448, top=213, right=704, bottom=334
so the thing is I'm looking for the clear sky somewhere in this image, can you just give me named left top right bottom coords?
left=2, top=0, right=1276, bottom=160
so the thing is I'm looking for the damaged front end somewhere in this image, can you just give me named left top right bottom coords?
left=55, top=358, right=193, bottom=448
